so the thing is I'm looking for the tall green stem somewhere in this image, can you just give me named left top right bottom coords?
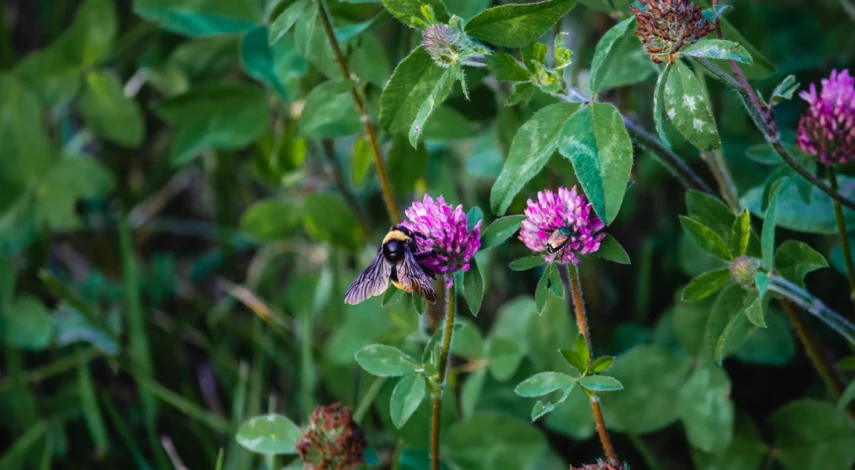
left=431, top=279, right=456, bottom=470
left=829, top=166, right=855, bottom=308
left=557, top=264, right=618, bottom=464
left=317, top=0, right=401, bottom=223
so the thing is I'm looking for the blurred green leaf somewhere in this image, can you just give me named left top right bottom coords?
left=681, top=39, right=752, bottom=64
left=78, top=71, right=144, bottom=147
left=735, top=307, right=795, bottom=366
left=355, top=344, right=419, bottom=377
left=464, top=0, right=577, bottom=48
left=268, top=0, right=309, bottom=45
left=134, top=0, right=261, bottom=37
left=155, top=84, right=268, bottom=165
left=351, top=138, right=373, bottom=187
left=683, top=269, right=731, bottom=302
left=714, top=286, right=754, bottom=364
left=676, top=362, right=734, bottom=453
left=242, top=26, right=307, bottom=99
left=663, top=60, right=721, bottom=151
left=390, top=373, right=426, bottom=429
left=769, top=400, right=855, bottom=470
left=35, top=156, right=115, bottom=231
left=53, top=304, right=121, bottom=355
left=589, top=17, right=655, bottom=93
left=302, top=193, right=362, bottom=251
left=77, top=355, right=109, bottom=458
left=236, top=414, right=301, bottom=455
left=558, top=102, right=633, bottom=225
left=506, top=82, right=536, bottom=106
left=761, top=182, right=784, bottom=270
left=487, top=336, right=523, bottom=381
left=239, top=199, right=302, bottom=242
left=1, top=296, right=54, bottom=350
left=445, top=413, right=547, bottom=470
left=299, top=80, right=361, bottom=138
left=387, top=133, right=428, bottom=195
left=422, top=106, right=477, bottom=141
left=743, top=292, right=765, bottom=328
left=742, top=177, right=855, bottom=235
left=692, top=413, right=768, bottom=470
left=601, top=345, right=691, bottom=433
left=491, top=102, right=582, bottom=215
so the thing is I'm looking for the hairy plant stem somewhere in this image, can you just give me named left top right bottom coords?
left=694, top=57, right=855, bottom=211
left=779, top=299, right=855, bottom=418
left=318, top=0, right=401, bottom=223
left=431, top=280, right=456, bottom=470
left=768, top=274, right=855, bottom=347
left=623, top=118, right=715, bottom=195
left=557, top=264, right=618, bottom=464
left=829, top=166, right=855, bottom=307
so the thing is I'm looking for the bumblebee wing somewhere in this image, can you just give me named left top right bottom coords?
left=344, top=250, right=391, bottom=305
left=396, top=250, right=437, bottom=304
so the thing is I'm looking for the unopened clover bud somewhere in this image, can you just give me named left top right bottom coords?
left=422, top=23, right=462, bottom=67
left=730, top=256, right=761, bottom=290
left=295, top=403, right=366, bottom=470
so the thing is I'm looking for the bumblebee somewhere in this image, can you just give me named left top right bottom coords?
left=344, top=225, right=437, bottom=305
left=546, top=226, right=573, bottom=254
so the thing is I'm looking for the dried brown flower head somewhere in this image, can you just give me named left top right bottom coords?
left=631, top=0, right=716, bottom=64
left=295, top=403, right=366, bottom=470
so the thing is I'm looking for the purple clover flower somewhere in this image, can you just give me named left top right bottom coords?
left=402, top=195, right=481, bottom=281
left=796, top=69, right=855, bottom=165
left=519, top=186, right=605, bottom=265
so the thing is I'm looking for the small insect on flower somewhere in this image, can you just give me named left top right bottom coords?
left=546, top=227, right=574, bottom=254
left=344, top=224, right=437, bottom=305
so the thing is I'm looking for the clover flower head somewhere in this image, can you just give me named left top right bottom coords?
left=730, top=256, right=761, bottom=291
left=631, top=0, right=716, bottom=64
left=423, top=24, right=463, bottom=67
left=796, top=69, right=855, bottom=165
left=519, top=186, right=605, bottom=265
left=402, top=194, right=481, bottom=280
left=295, top=403, right=366, bottom=470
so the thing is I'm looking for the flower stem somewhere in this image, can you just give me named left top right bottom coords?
left=779, top=299, right=855, bottom=418
left=557, top=264, right=618, bottom=464
left=431, top=280, right=456, bottom=470
left=317, top=0, right=401, bottom=223
left=768, top=274, right=855, bottom=346
left=829, top=166, right=855, bottom=307
left=694, top=57, right=855, bottom=212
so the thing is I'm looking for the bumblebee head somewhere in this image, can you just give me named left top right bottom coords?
left=383, top=225, right=412, bottom=245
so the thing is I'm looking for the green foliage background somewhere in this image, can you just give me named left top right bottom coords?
left=1, top=0, right=854, bottom=469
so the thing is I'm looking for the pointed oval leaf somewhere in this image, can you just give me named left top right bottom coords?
left=681, top=39, right=752, bottom=64
left=559, top=348, right=586, bottom=374
left=390, top=373, right=427, bottom=429
left=682, top=269, right=731, bottom=302
left=355, top=344, right=419, bottom=377
left=514, top=371, right=576, bottom=397
left=730, top=209, right=751, bottom=257
left=509, top=256, right=547, bottom=271
left=663, top=60, right=721, bottom=151
left=589, top=17, right=655, bottom=93
left=409, top=63, right=460, bottom=147
left=379, top=47, right=446, bottom=133
left=590, top=356, right=614, bottom=373
left=769, top=400, right=855, bottom=470
left=380, top=0, right=450, bottom=29
left=578, top=375, right=623, bottom=392
left=680, top=216, right=733, bottom=261
left=558, top=102, right=633, bottom=224
left=761, top=182, right=784, bottom=270
left=464, top=0, right=577, bottom=48
left=463, top=257, right=484, bottom=316
left=480, top=215, right=525, bottom=251
left=775, top=240, right=828, bottom=288
left=491, top=102, right=582, bottom=215
left=595, top=234, right=630, bottom=264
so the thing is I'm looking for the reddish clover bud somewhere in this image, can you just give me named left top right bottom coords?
left=730, top=256, right=761, bottom=290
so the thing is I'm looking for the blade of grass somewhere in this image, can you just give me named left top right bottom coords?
left=224, top=362, right=252, bottom=470
left=77, top=348, right=109, bottom=458
left=0, top=421, right=48, bottom=470
left=101, top=392, right=153, bottom=470
left=118, top=213, right=169, bottom=470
